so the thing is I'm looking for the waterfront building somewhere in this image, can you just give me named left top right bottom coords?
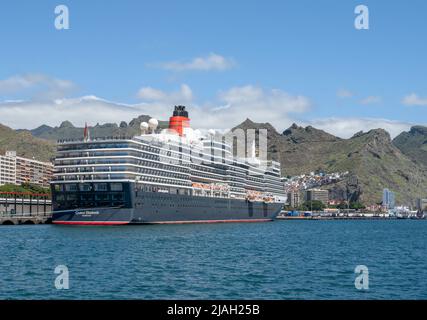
left=382, top=188, right=395, bottom=209
left=0, top=151, right=17, bottom=185
left=0, top=151, right=53, bottom=188
left=417, top=198, right=427, bottom=212
left=287, top=191, right=302, bottom=208
left=304, top=189, right=329, bottom=204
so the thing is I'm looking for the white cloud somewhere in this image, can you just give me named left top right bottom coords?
left=0, top=74, right=75, bottom=99
left=360, top=96, right=382, bottom=105
left=0, top=83, right=419, bottom=140
left=337, top=89, right=354, bottom=98
left=137, top=84, right=193, bottom=103
left=205, top=85, right=310, bottom=129
left=137, top=84, right=310, bottom=130
left=402, top=93, right=427, bottom=106
left=0, top=96, right=148, bottom=129
left=305, top=117, right=412, bottom=139
left=156, top=53, right=235, bottom=72
left=0, top=84, right=310, bottom=131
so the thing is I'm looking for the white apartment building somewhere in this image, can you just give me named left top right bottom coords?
left=0, top=151, right=17, bottom=185
left=0, top=151, right=53, bottom=188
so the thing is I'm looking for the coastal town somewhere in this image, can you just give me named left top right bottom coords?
left=281, top=171, right=426, bottom=219
left=0, top=149, right=425, bottom=224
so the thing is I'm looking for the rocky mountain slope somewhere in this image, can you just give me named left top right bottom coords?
left=21, top=115, right=169, bottom=141
left=0, top=124, right=55, bottom=162
left=2, top=116, right=426, bottom=206
left=393, top=126, right=427, bottom=169
left=234, top=120, right=427, bottom=205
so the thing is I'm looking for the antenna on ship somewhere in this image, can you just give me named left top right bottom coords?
left=140, top=121, right=149, bottom=135
left=148, top=118, right=158, bottom=133
left=251, top=139, right=256, bottom=158
left=208, top=129, right=216, bottom=143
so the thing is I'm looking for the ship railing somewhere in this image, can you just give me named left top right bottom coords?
left=57, top=136, right=135, bottom=144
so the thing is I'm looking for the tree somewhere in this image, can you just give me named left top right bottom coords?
left=299, top=200, right=325, bottom=211
left=337, top=202, right=348, bottom=210
left=0, top=183, right=50, bottom=196
left=350, top=202, right=365, bottom=210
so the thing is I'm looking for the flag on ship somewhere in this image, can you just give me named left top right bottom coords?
left=84, top=122, right=90, bottom=142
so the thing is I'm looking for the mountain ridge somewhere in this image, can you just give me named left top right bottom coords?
left=3, top=117, right=427, bottom=205
left=393, top=125, right=427, bottom=169
left=234, top=119, right=427, bottom=205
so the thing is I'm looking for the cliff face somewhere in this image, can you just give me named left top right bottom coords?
left=393, top=126, right=427, bottom=169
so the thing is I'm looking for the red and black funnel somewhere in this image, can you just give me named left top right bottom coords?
left=169, top=105, right=190, bottom=136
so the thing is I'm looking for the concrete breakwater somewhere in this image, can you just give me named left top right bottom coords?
left=0, top=214, right=52, bottom=225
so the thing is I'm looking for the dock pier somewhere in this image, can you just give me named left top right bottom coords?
left=0, top=192, right=52, bottom=225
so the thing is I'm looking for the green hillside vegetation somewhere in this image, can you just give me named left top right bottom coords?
left=0, top=183, right=50, bottom=195
left=393, top=126, right=427, bottom=169
left=234, top=120, right=427, bottom=206
left=0, top=124, right=55, bottom=162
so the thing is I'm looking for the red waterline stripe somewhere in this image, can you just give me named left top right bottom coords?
left=148, top=218, right=273, bottom=224
left=53, top=221, right=129, bottom=226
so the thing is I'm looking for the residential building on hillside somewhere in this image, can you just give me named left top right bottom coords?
left=0, top=151, right=17, bottom=185
left=417, top=198, right=427, bottom=212
left=0, top=151, right=53, bottom=188
left=382, top=188, right=395, bottom=209
left=287, top=191, right=302, bottom=208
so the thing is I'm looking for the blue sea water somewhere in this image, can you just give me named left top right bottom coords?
left=0, top=220, right=426, bottom=300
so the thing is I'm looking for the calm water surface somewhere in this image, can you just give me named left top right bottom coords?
left=0, top=220, right=426, bottom=299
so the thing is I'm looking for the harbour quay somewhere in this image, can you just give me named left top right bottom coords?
left=276, top=210, right=426, bottom=220
left=0, top=192, right=52, bottom=225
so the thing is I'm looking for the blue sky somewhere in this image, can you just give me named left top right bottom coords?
left=0, top=0, right=426, bottom=137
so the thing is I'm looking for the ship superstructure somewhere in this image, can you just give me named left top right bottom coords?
left=51, top=106, right=285, bottom=225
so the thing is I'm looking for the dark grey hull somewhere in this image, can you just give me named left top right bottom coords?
left=52, top=191, right=283, bottom=225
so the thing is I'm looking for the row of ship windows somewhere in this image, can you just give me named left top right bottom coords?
left=53, top=182, right=124, bottom=192
left=139, top=175, right=191, bottom=186
left=135, top=168, right=187, bottom=180
left=55, top=193, right=125, bottom=202
left=139, top=203, right=229, bottom=209
left=53, top=174, right=133, bottom=181
left=55, top=168, right=281, bottom=187
left=136, top=185, right=190, bottom=195
left=57, top=159, right=128, bottom=166
left=55, top=157, right=279, bottom=181
left=58, top=143, right=158, bottom=156
left=53, top=174, right=280, bottom=191
left=59, top=140, right=233, bottom=156
left=57, top=138, right=278, bottom=166
left=59, top=142, right=190, bottom=156
left=56, top=167, right=189, bottom=180
left=190, top=164, right=226, bottom=175
left=58, top=142, right=132, bottom=151
left=57, top=150, right=192, bottom=162
left=56, top=158, right=189, bottom=173
left=57, top=148, right=275, bottom=175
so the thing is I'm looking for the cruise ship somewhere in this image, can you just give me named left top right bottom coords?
left=51, top=106, right=286, bottom=225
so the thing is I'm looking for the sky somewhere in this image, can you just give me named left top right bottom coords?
left=0, top=0, right=426, bottom=138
